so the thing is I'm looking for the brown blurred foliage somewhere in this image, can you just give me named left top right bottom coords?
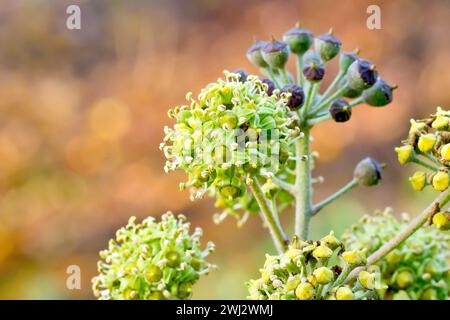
left=0, top=0, right=448, bottom=299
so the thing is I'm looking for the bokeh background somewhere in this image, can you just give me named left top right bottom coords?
left=0, top=0, right=449, bottom=299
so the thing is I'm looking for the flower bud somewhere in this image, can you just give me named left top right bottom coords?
left=261, top=78, right=275, bottom=96
left=339, top=50, right=359, bottom=72
left=395, top=269, right=414, bottom=289
left=315, top=30, right=342, bottom=61
left=409, top=171, right=427, bottom=191
left=420, top=287, right=438, bottom=300
left=233, top=69, right=248, bottom=82
left=295, top=282, right=315, bottom=300
left=432, top=171, right=449, bottom=192
left=432, top=115, right=450, bottom=130
left=219, top=111, right=238, bottom=129
left=261, top=39, right=289, bottom=69
left=312, top=244, right=333, bottom=259
left=385, top=249, right=402, bottom=265
left=145, top=265, right=163, bottom=283
left=362, top=77, right=395, bottom=107
left=329, top=98, right=352, bottom=122
left=336, top=286, right=354, bottom=300
left=320, top=231, right=341, bottom=249
left=246, top=41, right=269, bottom=68
left=281, top=84, right=305, bottom=110
left=347, top=59, right=378, bottom=91
left=302, top=61, right=325, bottom=82
left=342, top=249, right=366, bottom=265
left=417, top=133, right=436, bottom=152
left=358, top=271, right=376, bottom=289
left=166, top=250, right=181, bottom=267
left=283, top=26, right=314, bottom=55
left=432, top=212, right=450, bottom=230
left=392, top=290, right=410, bottom=300
left=313, top=267, right=334, bottom=284
left=440, top=143, right=450, bottom=161
left=353, top=157, right=383, bottom=186
left=395, top=145, right=414, bottom=165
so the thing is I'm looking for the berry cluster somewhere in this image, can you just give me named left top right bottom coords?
left=396, top=107, right=450, bottom=192
left=342, top=208, right=450, bottom=300
left=92, top=212, right=215, bottom=300
left=247, top=232, right=382, bottom=300
left=246, top=25, right=396, bottom=125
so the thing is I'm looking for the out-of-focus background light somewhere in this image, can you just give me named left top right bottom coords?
left=0, top=0, right=449, bottom=299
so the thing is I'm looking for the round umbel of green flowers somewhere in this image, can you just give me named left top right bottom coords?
left=342, top=208, right=450, bottom=300
left=395, top=107, right=450, bottom=193
left=161, top=71, right=301, bottom=221
left=246, top=232, right=383, bottom=300
left=92, top=212, right=215, bottom=300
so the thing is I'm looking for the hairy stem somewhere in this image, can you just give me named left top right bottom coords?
left=312, top=178, right=359, bottom=216
left=344, top=189, right=450, bottom=283
left=295, top=127, right=312, bottom=239
left=248, top=178, right=288, bottom=253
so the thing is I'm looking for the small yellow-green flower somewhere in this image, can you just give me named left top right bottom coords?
left=395, top=145, right=414, bottom=165
left=440, top=143, right=450, bottom=161
left=432, top=115, right=449, bottom=130
left=312, top=244, right=333, bottom=259
left=409, top=171, right=427, bottom=191
left=313, top=267, right=334, bottom=284
left=336, top=287, right=354, bottom=300
left=417, top=133, right=436, bottom=152
left=358, top=271, right=376, bottom=290
left=342, top=249, right=366, bottom=265
left=432, top=171, right=449, bottom=191
left=395, top=269, right=415, bottom=289
left=295, top=282, right=315, bottom=300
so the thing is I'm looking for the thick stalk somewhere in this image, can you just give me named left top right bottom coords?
left=248, top=178, right=288, bottom=253
left=295, top=127, right=312, bottom=239
left=344, top=189, right=450, bottom=283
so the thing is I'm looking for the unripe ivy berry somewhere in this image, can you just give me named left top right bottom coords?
left=302, top=61, right=325, bottom=82
left=283, top=26, right=314, bottom=55
left=329, top=98, right=352, bottom=122
left=362, top=77, right=396, bottom=107
left=409, top=171, right=427, bottom=191
left=336, top=287, right=354, bottom=300
left=261, top=78, right=275, bottom=96
left=281, top=84, right=305, bottom=110
left=339, top=50, right=359, bottom=73
left=313, top=267, right=334, bottom=284
left=246, top=41, right=269, bottom=68
left=440, top=143, right=450, bottom=161
left=432, top=171, right=449, bottom=192
left=315, top=30, right=342, bottom=61
left=295, top=282, right=315, bottom=300
left=353, top=157, right=383, bottom=186
left=395, top=145, right=415, bottom=165
left=233, top=69, right=248, bottom=82
left=347, top=59, right=378, bottom=91
left=417, top=133, right=436, bottom=152
left=261, top=39, right=289, bottom=69
left=432, top=212, right=450, bottom=230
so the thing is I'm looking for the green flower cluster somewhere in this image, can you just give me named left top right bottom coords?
left=161, top=71, right=301, bottom=221
left=396, top=107, right=450, bottom=192
left=342, top=208, right=450, bottom=300
left=247, top=232, right=382, bottom=300
left=92, top=212, right=215, bottom=300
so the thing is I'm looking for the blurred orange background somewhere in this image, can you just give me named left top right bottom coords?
left=0, top=0, right=449, bottom=299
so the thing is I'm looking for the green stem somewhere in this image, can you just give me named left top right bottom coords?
left=309, top=85, right=347, bottom=117
left=248, top=178, right=288, bottom=253
left=418, top=151, right=442, bottom=167
left=296, top=54, right=304, bottom=86
left=344, top=188, right=450, bottom=283
left=312, top=179, right=359, bottom=216
left=294, top=127, right=312, bottom=239
left=412, top=157, right=440, bottom=171
left=349, top=96, right=365, bottom=107
left=265, top=68, right=283, bottom=89
left=280, top=68, right=290, bottom=86
left=317, top=70, right=344, bottom=104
